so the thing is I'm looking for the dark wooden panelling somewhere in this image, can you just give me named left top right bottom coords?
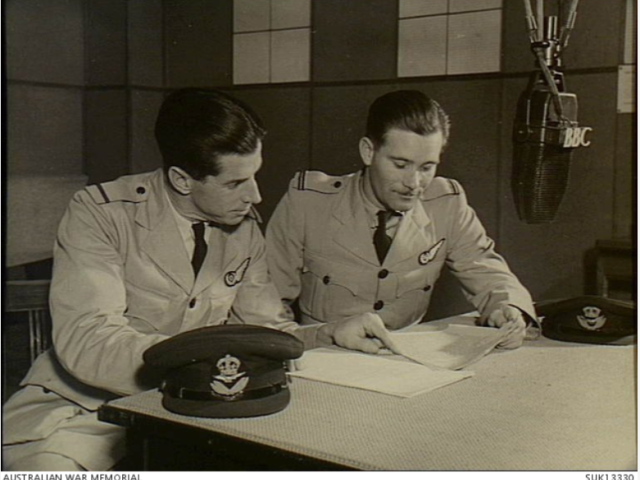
left=226, top=88, right=312, bottom=224
left=499, top=73, right=618, bottom=302
left=85, top=90, right=129, bottom=184
left=130, top=90, right=165, bottom=174
left=128, top=0, right=164, bottom=87
left=313, top=0, right=398, bottom=82
left=311, top=84, right=394, bottom=174
left=5, top=0, right=85, bottom=85
left=165, top=0, right=233, bottom=88
left=503, top=0, right=625, bottom=73
left=8, top=85, right=83, bottom=175
left=86, top=0, right=128, bottom=86
left=613, top=113, right=635, bottom=239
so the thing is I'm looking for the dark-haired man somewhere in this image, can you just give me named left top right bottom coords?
left=266, top=90, right=537, bottom=350
left=2, top=89, right=396, bottom=471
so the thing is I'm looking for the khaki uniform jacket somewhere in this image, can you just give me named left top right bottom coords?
left=18, top=169, right=319, bottom=412
left=266, top=170, right=536, bottom=330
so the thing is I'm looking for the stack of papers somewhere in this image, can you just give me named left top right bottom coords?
left=390, top=324, right=507, bottom=370
left=288, top=348, right=473, bottom=398
left=289, top=324, right=506, bottom=398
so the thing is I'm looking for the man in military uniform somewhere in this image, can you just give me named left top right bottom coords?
left=2, top=89, right=396, bottom=471
left=266, top=90, right=536, bottom=350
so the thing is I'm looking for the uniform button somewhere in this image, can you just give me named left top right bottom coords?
left=189, top=298, right=197, bottom=308
left=374, top=300, right=384, bottom=310
left=136, top=186, right=146, bottom=194
left=323, top=275, right=331, bottom=285
left=333, top=181, right=342, bottom=188
left=378, top=269, right=389, bottom=279
left=424, top=285, right=432, bottom=292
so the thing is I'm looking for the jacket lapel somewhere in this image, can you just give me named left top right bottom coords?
left=137, top=172, right=194, bottom=294
left=384, top=201, right=435, bottom=267
left=332, top=176, right=380, bottom=267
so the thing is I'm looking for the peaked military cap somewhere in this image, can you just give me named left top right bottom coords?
left=143, top=325, right=304, bottom=418
left=536, top=296, right=636, bottom=345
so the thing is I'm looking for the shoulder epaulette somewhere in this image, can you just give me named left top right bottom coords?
left=85, top=177, right=150, bottom=205
left=291, top=170, right=349, bottom=194
left=420, top=177, right=461, bottom=202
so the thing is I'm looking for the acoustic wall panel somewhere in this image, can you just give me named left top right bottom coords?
left=165, top=0, right=233, bottom=87
left=447, top=10, right=502, bottom=75
left=271, top=29, right=311, bottom=83
left=271, top=0, right=311, bottom=29
left=398, top=16, right=447, bottom=77
left=449, top=0, right=502, bottom=13
left=226, top=87, right=311, bottom=224
left=8, top=85, right=83, bottom=176
left=234, top=0, right=270, bottom=32
left=85, top=0, right=128, bottom=86
left=234, top=33, right=271, bottom=85
left=399, top=0, right=448, bottom=18
left=130, top=90, right=165, bottom=174
left=128, top=0, right=164, bottom=87
left=5, top=0, right=85, bottom=85
left=313, top=0, right=397, bottom=82
left=85, top=90, right=129, bottom=184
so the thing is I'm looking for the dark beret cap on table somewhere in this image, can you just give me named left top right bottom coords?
left=536, top=296, right=636, bottom=345
left=143, top=325, right=304, bottom=418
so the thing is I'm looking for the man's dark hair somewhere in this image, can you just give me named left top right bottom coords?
left=155, top=88, right=266, bottom=179
left=365, top=90, right=450, bottom=149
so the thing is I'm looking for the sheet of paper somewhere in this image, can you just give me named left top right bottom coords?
left=288, top=348, right=473, bottom=398
left=391, top=324, right=507, bottom=370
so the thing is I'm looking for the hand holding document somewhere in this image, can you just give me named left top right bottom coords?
left=389, top=324, right=508, bottom=370
left=288, top=347, right=473, bottom=398
left=288, top=324, right=506, bottom=398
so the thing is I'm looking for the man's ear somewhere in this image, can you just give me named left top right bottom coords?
left=167, top=167, right=194, bottom=195
left=359, top=137, right=375, bottom=167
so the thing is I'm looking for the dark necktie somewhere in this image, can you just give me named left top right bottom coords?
left=373, top=210, right=393, bottom=264
left=191, top=222, right=207, bottom=277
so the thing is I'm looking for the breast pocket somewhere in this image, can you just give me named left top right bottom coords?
left=395, top=262, right=443, bottom=324
left=206, top=290, right=237, bottom=325
left=124, top=281, right=174, bottom=333
left=300, top=253, right=370, bottom=322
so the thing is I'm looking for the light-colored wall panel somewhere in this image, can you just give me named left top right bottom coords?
left=271, top=0, right=311, bottom=29
left=234, top=0, right=271, bottom=32
left=399, top=0, right=447, bottom=18
left=234, top=32, right=271, bottom=84
left=398, top=16, right=447, bottom=77
left=271, top=29, right=310, bottom=83
left=447, top=10, right=501, bottom=74
left=449, top=0, right=502, bottom=13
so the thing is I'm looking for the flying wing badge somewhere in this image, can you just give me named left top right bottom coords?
left=418, top=239, right=445, bottom=266
left=224, top=257, right=251, bottom=287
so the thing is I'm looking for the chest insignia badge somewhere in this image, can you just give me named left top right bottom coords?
left=210, top=354, right=249, bottom=400
left=224, top=257, right=251, bottom=287
left=419, top=239, right=445, bottom=266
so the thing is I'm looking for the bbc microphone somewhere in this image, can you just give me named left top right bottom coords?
left=511, top=1, right=590, bottom=224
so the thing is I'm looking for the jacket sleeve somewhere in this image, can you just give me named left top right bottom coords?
left=228, top=220, right=321, bottom=349
left=265, top=181, right=306, bottom=314
left=50, top=191, right=170, bottom=396
left=444, top=182, right=537, bottom=325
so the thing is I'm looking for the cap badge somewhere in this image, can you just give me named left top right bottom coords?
left=419, top=238, right=445, bottom=266
left=225, top=257, right=251, bottom=287
left=577, top=306, right=607, bottom=331
left=210, top=354, right=249, bottom=400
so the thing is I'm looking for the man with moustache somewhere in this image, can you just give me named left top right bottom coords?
left=266, top=90, right=537, bottom=349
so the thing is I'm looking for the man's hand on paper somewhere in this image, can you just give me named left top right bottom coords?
left=320, top=312, right=400, bottom=355
left=486, top=305, right=526, bottom=349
